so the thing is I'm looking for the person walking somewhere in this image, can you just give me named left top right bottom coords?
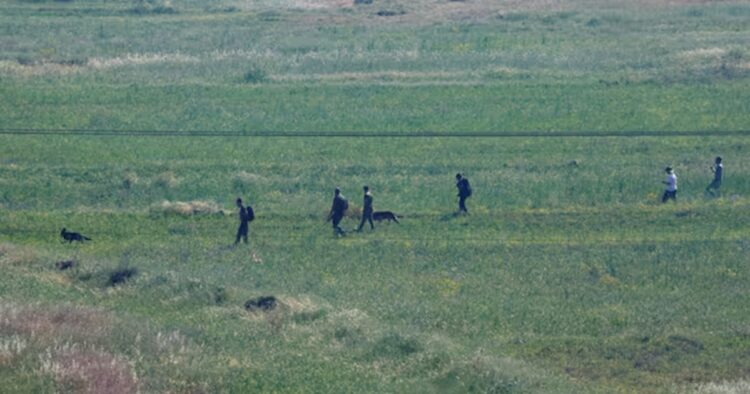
left=456, top=173, right=472, bottom=214
left=328, top=187, right=348, bottom=236
left=705, top=156, right=723, bottom=197
left=662, top=167, right=677, bottom=203
left=357, top=185, right=374, bottom=232
left=234, top=197, right=254, bottom=245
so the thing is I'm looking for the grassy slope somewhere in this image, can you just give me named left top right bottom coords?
left=1, top=0, right=750, bottom=392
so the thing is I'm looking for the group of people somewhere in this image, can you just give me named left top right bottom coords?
left=235, top=173, right=473, bottom=242
left=662, top=156, right=723, bottom=203
left=234, top=157, right=725, bottom=243
left=326, top=174, right=473, bottom=237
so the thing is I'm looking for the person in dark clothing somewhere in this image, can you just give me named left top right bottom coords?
left=705, top=156, right=723, bottom=197
left=357, top=185, right=374, bottom=232
left=328, top=188, right=348, bottom=236
left=456, top=173, right=472, bottom=214
left=234, top=197, right=254, bottom=245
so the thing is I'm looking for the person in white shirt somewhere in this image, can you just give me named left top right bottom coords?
left=662, top=167, right=677, bottom=203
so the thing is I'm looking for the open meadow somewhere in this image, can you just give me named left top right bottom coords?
left=1, top=0, right=750, bottom=392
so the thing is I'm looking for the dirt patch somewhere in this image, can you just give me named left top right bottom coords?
left=39, top=346, right=138, bottom=394
left=0, top=303, right=112, bottom=341
left=292, top=0, right=353, bottom=8
left=87, top=52, right=198, bottom=69
left=151, top=200, right=224, bottom=216
left=683, top=379, right=750, bottom=393
left=0, top=243, right=41, bottom=266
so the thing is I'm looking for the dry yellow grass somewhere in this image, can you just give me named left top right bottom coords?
left=151, top=200, right=224, bottom=216
left=0, top=243, right=40, bottom=266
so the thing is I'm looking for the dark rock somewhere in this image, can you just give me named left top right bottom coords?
left=245, top=296, right=277, bottom=312
left=55, top=260, right=76, bottom=270
left=108, top=268, right=138, bottom=286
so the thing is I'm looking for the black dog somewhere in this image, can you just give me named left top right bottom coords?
left=60, top=228, right=91, bottom=243
left=372, top=211, right=400, bottom=223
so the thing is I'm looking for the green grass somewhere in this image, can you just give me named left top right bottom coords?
left=1, top=0, right=749, bottom=392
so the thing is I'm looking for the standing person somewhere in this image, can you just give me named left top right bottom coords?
left=234, top=197, right=254, bottom=245
left=662, top=167, right=677, bottom=203
left=456, top=173, right=472, bottom=214
left=328, top=187, right=348, bottom=236
left=357, top=185, right=374, bottom=232
left=705, top=156, right=723, bottom=197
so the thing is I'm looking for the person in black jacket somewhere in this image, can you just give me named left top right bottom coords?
left=328, top=188, right=348, bottom=236
left=456, top=173, right=472, bottom=214
left=234, top=197, right=254, bottom=245
left=705, top=156, right=723, bottom=197
left=357, top=185, right=374, bottom=232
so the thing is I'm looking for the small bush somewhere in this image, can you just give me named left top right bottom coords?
left=376, top=10, right=405, bottom=17
left=244, top=296, right=277, bottom=312
left=243, top=65, right=267, bottom=84
left=153, top=171, right=179, bottom=188
left=369, top=333, right=422, bottom=359
left=55, top=260, right=76, bottom=271
left=16, top=55, right=35, bottom=66
left=108, top=267, right=138, bottom=286
left=585, top=18, right=601, bottom=27
left=213, top=287, right=229, bottom=305
left=122, top=172, right=139, bottom=190
left=292, top=309, right=327, bottom=324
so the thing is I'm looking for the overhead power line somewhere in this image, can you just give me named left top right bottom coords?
left=0, top=128, right=748, bottom=138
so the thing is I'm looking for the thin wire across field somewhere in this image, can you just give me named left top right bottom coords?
left=1, top=128, right=749, bottom=138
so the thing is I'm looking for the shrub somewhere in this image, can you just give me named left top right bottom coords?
left=108, top=267, right=138, bottom=286
left=243, top=65, right=267, bottom=84
left=369, top=333, right=422, bottom=359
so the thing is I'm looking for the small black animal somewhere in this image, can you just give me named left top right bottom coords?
left=372, top=211, right=400, bottom=223
left=60, top=228, right=91, bottom=243
left=245, top=296, right=277, bottom=312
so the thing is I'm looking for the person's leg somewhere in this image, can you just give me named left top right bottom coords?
left=357, top=214, right=366, bottom=231
left=368, top=215, right=374, bottom=230
left=707, top=181, right=721, bottom=197
left=661, top=191, right=669, bottom=203
left=333, top=216, right=344, bottom=235
left=459, top=196, right=468, bottom=213
left=235, top=225, right=243, bottom=244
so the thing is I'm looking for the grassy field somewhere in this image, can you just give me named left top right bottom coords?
left=1, top=0, right=750, bottom=393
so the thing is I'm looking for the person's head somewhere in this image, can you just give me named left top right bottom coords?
left=334, top=187, right=340, bottom=196
left=715, top=156, right=722, bottom=164
left=456, top=173, right=462, bottom=180
left=236, top=198, right=243, bottom=207
left=665, top=166, right=673, bottom=174
left=363, top=185, right=369, bottom=192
